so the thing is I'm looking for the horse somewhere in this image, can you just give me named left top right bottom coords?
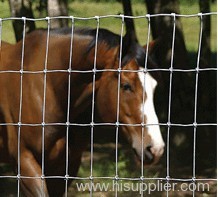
left=0, top=27, right=165, bottom=196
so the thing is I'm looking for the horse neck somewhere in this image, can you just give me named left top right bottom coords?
left=0, top=43, right=16, bottom=70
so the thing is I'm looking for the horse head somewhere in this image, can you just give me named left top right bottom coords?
left=72, top=29, right=164, bottom=165
left=95, top=39, right=165, bottom=165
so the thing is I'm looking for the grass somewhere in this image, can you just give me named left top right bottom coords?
left=0, top=1, right=217, bottom=52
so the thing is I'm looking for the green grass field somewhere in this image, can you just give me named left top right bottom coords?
left=0, top=1, right=217, bottom=52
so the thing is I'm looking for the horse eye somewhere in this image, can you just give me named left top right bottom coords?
left=122, top=83, right=132, bottom=92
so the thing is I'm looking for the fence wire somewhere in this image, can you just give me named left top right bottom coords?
left=0, top=13, right=217, bottom=197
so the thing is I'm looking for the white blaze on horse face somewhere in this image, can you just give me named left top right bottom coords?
left=138, top=70, right=165, bottom=155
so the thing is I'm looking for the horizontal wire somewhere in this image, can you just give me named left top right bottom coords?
left=0, top=12, right=217, bottom=22
left=0, top=175, right=216, bottom=182
left=0, top=67, right=217, bottom=74
left=0, top=122, right=216, bottom=127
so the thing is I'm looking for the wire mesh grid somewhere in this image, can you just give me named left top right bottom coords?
left=0, top=13, right=217, bottom=196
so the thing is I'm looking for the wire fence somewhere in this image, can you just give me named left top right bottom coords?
left=0, top=13, right=217, bottom=196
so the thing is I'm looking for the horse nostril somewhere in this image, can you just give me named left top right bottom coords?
left=144, top=146, right=154, bottom=164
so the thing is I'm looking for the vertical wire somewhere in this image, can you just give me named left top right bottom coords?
left=64, top=16, right=75, bottom=197
left=142, top=14, right=151, bottom=172
left=140, top=14, right=151, bottom=197
left=17, top=17, right=26, bottom=197
left=89, top=16, right=100, bottom=197
left=0, top=18, right=2, bottom=70
left=41, top=17, right=50, bottom=196
left=166, top=13, right=176, bottom=197
left=192, top=13, right=203, bottom=197
left=0, top=18, right=2, bottom=56
left=114, top=14, right=125, bottom=197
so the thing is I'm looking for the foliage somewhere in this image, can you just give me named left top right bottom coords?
left=0, top=0, right=217, bottom=51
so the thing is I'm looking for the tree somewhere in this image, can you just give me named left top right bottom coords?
left=121, top=0, right=138, bottom=43
left=47, top=0, right=68, bottom=28
left=8, top=0, right=69, bottom=41
left=8, top=0, right=36, bottom=41
left=145, top=0, right=189, bottom=69
left=199, top=0, right=211, bottom=67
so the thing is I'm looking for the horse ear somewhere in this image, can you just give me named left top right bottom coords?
left=144, top=39, right=163, bottom=84
left=122, top=33, right=133, bottom=59
left=74, top=81, right=100, bottom=112
left=143, top=39, right=160, bottom=69
left=143, top=39, right=160, bottom=55
left=120, top=33, right=139, bottom=67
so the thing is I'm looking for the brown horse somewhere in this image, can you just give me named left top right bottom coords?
left=0, top=27, right=164, bottom=196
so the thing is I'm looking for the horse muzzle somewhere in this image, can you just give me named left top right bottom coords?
left=133, top=144, right=165, bottom=165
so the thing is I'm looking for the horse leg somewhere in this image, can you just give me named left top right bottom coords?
left=66, top=127, right=90, bottom=194
left=44, top=144, right=86, bottom=196
left=19, top=149, right=49, bottom=197
left=45, top=159, right=66, bottom=196
left=45, top=141, right=85, bottom=197
left=46, top=178, right=66, bottom=197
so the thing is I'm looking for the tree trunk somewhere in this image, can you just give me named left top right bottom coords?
left=198, top=1, right=216, bottom=161
left=145, top=0, right=189, bottom=69
left=47, top=0, right=68, bottom=28
left=121, top=0, right=138, bottom=43
left=37, top=0, right=47, bottom=18
left=145, top=0, right=191, bottom=160
left=8, top=0, right=36, bottom=42
left=199, top=0, right=211, bottom=67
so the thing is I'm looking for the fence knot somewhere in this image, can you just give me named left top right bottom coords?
left=145, top=14, right=150, bottom=19
left=193, top=122, right=197, bottom=128
left=169, top=67, right=173, bottom=73
left=166, top=176, right=170, bottom=181
left=70, top=16, right=74, bottom=23
left=17, top=174, right=21, bottom=180
left=143, top=68, right=147, bottom=74
left=119, top=14, right=125, bottom=23
left=198, top=13, right=203, bottom=18
left=171, top=13, right=176, bottom=20
left=114, top=175, right=119, bottom=181
left=45, top=17, right=50, bottom=21
left=19, top=69, right=24, bottom=74
left=21, top=17, right=26, bottom=22
left=94, top=16, right=100, bottom=23
left=92, top=68, right=96, bottom=74
left=90, top=122, right=95, bottom=128
left=115, top=122, right=120, bottom=128
left=65, top=174, right=69, bottom=180
left=68, top=68, right=72, bottom=73
left=41, top=122, right=45, bottom=127
left=18, top=122, right=22, bottom=127
left=167, top=122, right=171, bottom=128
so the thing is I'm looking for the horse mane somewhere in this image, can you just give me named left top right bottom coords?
left=31, top=27, right=157, bottom=69
left=73, top=27, right=149, bottom=68
left=72, top=27, right=149, bottom=69
left=49, top=27, right=120, bottom=51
